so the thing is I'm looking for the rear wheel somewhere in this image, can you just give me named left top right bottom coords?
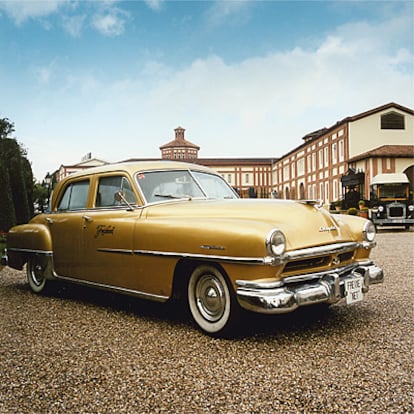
left=27, top=255, right=49, bottom=294
left=187, top=265, right=239, bottom=336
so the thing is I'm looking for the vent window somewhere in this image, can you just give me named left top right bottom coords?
left=381, top=112, right=405, bottom=130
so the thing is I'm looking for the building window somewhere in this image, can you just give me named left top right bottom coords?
left=312, top=153, right=316, bottom=171
left=333, top=179, right=338, bottom=201
left=324, top=147, right=329, bottom=167
left=332, top=143, right=337, bottom=164
left=297, top=158, right=304, bottom=176
left=318, top=149, right=323, bottom=169
left=339, top=140, right=344, bottom=162
left=299, top=182, right=305, bottom=199
left=381, top=111, right=404, bottom=130
left=285, top=187, right=290, bottom=199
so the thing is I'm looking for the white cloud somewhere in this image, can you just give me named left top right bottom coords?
left=9, top=9, right=414, bottom=180
left=62, top=13, right=86, bottom=37
left=91, top=7, right=128, bottom=36
left=144, top=0, right=164, bottom=12
left=0, top=0, right=64, bottom=24
left=205, top=0, right=252, bottom=27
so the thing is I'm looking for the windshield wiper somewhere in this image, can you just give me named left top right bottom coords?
left=154, top=193, right=192, bottom=200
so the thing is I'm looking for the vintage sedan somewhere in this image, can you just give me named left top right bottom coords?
left=3, top=161, right=384, bottom=336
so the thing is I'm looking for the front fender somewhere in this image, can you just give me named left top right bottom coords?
left=6, top=224, right=52, bottom=270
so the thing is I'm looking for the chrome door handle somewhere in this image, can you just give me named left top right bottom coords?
left=82, top=215, right=93, bottom=222
left=46, top=217, right=54, bottom=224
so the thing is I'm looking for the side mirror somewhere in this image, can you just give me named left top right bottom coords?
left=114, top=191, right=134, bottom=211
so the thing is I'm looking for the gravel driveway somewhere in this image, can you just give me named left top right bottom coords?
left=0, top=230, right=413, bottom=414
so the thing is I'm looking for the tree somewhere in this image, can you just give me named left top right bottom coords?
left=33, top=182, right=49, bottom=213
left=0, top=117, right=33, bottom=231
left=0, top=162, right=16, bottom=231
left=0, top=117, right=15, bottom=139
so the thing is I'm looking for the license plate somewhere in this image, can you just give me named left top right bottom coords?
left=345, top=277, right=364, bottom=304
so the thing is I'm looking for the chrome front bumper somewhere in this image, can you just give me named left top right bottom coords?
left=236, top=261, right=384, bottom=314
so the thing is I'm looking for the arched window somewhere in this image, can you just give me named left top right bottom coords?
left=299, top=182, right=305, bottom=199
left=381, top=111, right=404, bottom=130
left=285, top=186, right=290, bottom=199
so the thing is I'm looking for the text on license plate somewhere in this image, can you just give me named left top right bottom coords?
left=345, top=277, right=364, bottom=304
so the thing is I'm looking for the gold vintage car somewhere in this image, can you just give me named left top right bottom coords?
left=3, top=161, right=384, bottom=336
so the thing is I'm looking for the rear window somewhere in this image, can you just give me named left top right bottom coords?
left=58, top=180, right=90, bottom=211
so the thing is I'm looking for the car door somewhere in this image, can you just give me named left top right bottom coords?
left=46, top=179, right=90, bottom=278
left=80, top=174, right=140, bottom=286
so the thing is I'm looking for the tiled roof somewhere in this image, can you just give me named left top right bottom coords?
left=159, top=139, right=200, bottom=150
left=348, top=145, right=414, bottom=162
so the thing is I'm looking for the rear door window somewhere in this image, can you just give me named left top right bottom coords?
left=58, top=180, right=90, bottom=211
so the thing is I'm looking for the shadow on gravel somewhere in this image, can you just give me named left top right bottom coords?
left=18, top=279, right=378, bottom=341
left=2, top=265, right=379, bottom=340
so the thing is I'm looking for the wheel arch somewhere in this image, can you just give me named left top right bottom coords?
left=170, top=258, right=229, bottom=301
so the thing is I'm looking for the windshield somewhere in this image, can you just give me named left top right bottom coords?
left=378, top=183, right=408, bottom=199
left=136, top=169, right=238, bottom=203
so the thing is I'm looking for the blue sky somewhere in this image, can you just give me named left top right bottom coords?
left=0, top=0, right=413, bottom=181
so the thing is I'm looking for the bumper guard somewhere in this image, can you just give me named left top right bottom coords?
left=236, top=261, right=384, bottom=314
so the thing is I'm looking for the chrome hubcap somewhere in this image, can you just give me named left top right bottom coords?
left=195, top=274, right=226, bottom=322
left=31, top=263, right=44, bottom=286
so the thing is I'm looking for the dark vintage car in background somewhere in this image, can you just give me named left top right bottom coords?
left=2, top=161, right=384, bottom=336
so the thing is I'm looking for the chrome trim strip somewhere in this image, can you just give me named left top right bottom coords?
left=97, top=247, right=266, bottom=265
left=52, top=273, right=169, bottom=302
left=283, top=242, right=357, bottom=260
left=97, top=248, right=134, bottom=255
left=7, top=247, right=53, bottom=256
left=236, top=261, right=374, bottom=289
left=98, top=240, right=370, bottom=266
left=132, top=249, right=265, bottom=264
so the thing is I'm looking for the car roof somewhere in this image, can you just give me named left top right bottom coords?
left=371, top=173, right=409, bottom=185
left=63, top=160, right=216, bottom=180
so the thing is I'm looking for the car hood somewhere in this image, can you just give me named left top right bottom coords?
left=144, top=198, right=357, bottom=250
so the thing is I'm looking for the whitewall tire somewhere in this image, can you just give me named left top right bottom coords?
left=27, top=256, right=48, bottom=294
left=187, top=265, right=238, bottom=336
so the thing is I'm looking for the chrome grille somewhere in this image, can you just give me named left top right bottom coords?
left=388, top=206, right=404, bottom=217
left=283, top=250, right=355, bottom=275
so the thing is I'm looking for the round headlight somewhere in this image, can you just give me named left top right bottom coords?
left=378, top=205, right=384, bottom=212
left=266, top=229, right=286, bottom=256
left=408, top=205, right=414, bottom=212
left=363, top=221, right=376, bottom=242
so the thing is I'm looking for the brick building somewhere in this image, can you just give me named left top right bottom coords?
left=272, top=102, right=414, bottom=205
left=51, top=102, right=414, bottom=206
left=158, top=127, right=275, bottom=198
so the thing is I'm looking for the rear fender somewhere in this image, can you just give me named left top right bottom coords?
left=7, top=224, right=52, bottom=270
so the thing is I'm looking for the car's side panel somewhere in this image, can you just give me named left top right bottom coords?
left=43, top=212, right=85, bottom=278
left=81, top=210, right=138, bottom=285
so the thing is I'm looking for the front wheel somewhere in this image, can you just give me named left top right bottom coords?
left=187, top=265, right=239, bottom=336
left=27, top=255, right=49, bottom=294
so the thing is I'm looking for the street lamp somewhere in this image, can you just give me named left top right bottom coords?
left=44, top=172, right=52, bottom=211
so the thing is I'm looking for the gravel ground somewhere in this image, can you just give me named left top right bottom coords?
left=0, top=230, right=413, bottom=414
